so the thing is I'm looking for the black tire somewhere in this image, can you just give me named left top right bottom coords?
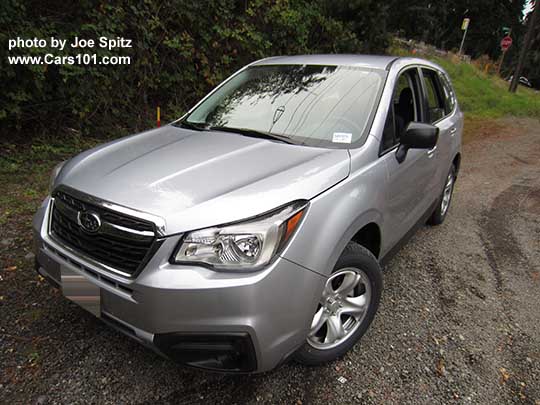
left=428, top=165, right=456, bottom=226
left=294, top=242, right=382, bottom=366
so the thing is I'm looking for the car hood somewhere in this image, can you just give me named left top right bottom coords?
left=57, top=125, right=350, bottom=235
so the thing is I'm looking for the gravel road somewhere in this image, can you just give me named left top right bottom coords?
left=1, top=118, right=539, bottom=404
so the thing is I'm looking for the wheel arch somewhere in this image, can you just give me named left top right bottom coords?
left=282, top=205, right=384, bottom=278
left=322, top=211, right=384, bottom=277
left=351, top=222, right=381, bottom=259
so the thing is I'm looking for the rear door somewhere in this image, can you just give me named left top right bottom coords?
left=438, top=71, right=462, bottom=167
left=419, top=68, right=457, bottom=195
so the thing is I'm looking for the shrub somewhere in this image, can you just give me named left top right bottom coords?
left=1, top=0, right=388, bottom=140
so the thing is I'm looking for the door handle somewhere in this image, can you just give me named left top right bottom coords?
left=450, top=127, right=457, bottom=136
left=427, top=145, right=437, bottom=158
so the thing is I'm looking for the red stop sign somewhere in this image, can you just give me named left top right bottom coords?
left=501, top=36, right=513, bottom=51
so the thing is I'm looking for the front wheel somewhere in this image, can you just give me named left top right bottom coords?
left=294, top=242, right=382, bottom=366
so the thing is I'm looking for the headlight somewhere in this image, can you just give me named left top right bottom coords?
left=171, top=200, right=308, bottom=270
left=49, top=161, right=66, bottom=193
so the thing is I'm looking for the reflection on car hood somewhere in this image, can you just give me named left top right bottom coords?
left=57, top=125, right=350, bottom=234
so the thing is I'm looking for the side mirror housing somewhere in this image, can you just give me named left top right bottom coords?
left=396, top=122, right=439, bottom=163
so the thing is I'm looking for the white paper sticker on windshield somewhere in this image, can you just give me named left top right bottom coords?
left=332, top=132, right=352, bottom=144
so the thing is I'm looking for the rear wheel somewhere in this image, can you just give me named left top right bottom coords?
left=294, top=242, right=382, bottom=366
left=429, top=165, right=456, bottom=225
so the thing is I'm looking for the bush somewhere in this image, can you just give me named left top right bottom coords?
left=1, top=0, right=388, bottom=140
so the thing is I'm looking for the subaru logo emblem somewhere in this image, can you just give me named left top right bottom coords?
left=77, top=211, right=101, bottom=233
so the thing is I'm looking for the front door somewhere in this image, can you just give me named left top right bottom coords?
left=380, top=67, right=437, bottom=252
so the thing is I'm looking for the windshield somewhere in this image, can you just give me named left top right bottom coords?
left=183, top=64, right=386, bottom=148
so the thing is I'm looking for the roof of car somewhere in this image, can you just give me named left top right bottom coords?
left=251, top=54, right=400, bottom=70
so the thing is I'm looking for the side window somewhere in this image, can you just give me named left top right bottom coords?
left=438, top=72, right=456, bottom=114
left=381, top=68, right=422, bottom=153
left=421, top=69, right=445, bottom=123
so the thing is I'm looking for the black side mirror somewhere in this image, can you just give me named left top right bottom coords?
left=396, top=122, right=439, bottom=163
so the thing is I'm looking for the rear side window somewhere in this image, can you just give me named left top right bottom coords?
left=438, top=72, right=456, bottom=114
left=421, top=69, right=445, bottom=123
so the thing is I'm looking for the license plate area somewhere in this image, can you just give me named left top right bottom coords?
left=61, top=265, right=101, bottom=317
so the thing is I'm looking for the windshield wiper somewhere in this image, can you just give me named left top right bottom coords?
left=209, top=126, right=295, bottom=144
left=173, top=120, right=208, bottom=131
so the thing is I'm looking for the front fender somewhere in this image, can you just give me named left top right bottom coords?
left=280, top=165, right=385, bottom=277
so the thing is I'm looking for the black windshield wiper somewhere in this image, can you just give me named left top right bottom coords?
left=173, top=120, right=208, bottom=131
left=209, top=126, right=295, bottom=144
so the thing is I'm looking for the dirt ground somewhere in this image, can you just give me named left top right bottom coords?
left=1, top=118, right=539, bottom=405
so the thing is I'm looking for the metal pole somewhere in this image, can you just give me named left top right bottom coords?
left=459, top=25, right=469, bottom=55
left=510, top=3, right=539, bottom=92
left=497, top=50, right=506, bottom=75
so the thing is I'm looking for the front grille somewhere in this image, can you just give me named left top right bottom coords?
left=50, top=190, right=157, bottom=277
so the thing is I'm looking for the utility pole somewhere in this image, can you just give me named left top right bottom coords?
left=510, top=2, right=539, bottom=92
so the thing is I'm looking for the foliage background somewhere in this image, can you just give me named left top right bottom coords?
left=0, top=0, right=537, bottom=141
left=0, top=0, right=389, bottom=139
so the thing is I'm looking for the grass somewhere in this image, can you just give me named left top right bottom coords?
left=0, top=135, right=101, bottom=228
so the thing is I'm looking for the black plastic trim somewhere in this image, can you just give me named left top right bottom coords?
left=35, top=259, right=61, bottom=289
left=153, top=332, right=258, bottom=373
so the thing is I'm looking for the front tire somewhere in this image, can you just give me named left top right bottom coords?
left=294, top=242, right=382, bottom=366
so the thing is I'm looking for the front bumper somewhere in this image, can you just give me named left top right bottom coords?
left=33, top=197, right=325, bottom=373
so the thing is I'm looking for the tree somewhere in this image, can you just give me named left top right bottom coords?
left=516, top=1, right=540, bottom=87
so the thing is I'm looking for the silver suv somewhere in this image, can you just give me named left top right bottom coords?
left=33, top=55, right=462, bottom=373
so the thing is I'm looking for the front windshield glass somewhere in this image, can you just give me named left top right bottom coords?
left=183, top=64, right=386, bottom=148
